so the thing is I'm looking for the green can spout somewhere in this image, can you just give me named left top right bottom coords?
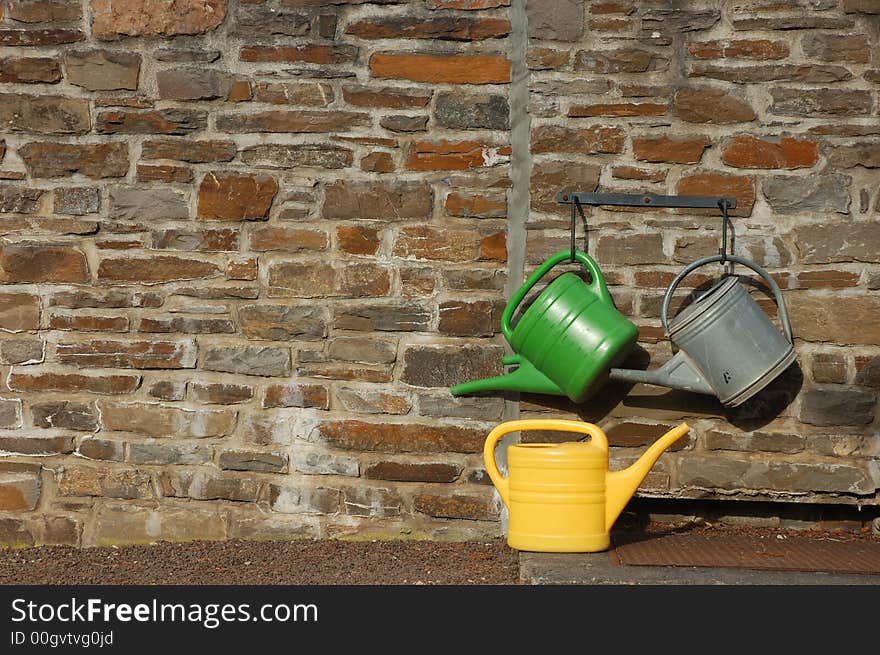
left=450, top=355, right=565, bottom=398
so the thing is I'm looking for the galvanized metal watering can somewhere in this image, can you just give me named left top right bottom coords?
left=484, top=419, right=690, bottom=552
left=609, top=254, right=796, bottom=407
left=450, top=249, right=638, bottom=403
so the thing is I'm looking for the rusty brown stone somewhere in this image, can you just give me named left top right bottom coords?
left=197, top=172, right=278, bottom=221
left=91, top=0, right=227, bottom=40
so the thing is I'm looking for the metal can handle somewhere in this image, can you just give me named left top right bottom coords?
left=660, top=254, right=793, bottom=343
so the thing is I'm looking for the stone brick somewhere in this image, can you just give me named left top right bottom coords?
left=360, top=152, right=394, bottom=173
left=1, top=338, right=43, bottom=365
left=342, top=85, right=431, bottom=108
left=704, top=429, right=804, bottom=454
left=64, top=49, right=140, bottom=90
left=691, top=63, right=851, bottom=85
left=8, top=371, right=139, bottom=395
left=794, top=222, right=880, bottom=264
left=686, top=39, right=789, bottom=60
left=677, top=172, right=755, bottom=217
left=196, top=172, right=278, bottom=221
left=531, top=125, right=624, bottom=155
left=530, top=159, right=600, bottom=212
left=405, top=139, right=510, bottom=171
left=7, top=0, right=82, bottom=22
left=266, top=261, right=390, bottom=298
left=596, top=234, right=665, bottom=266
left=322, top=181, right=432, bottom=220
left=110, top=187, right=189, bottom=221
left=101, top=400, right=236, bottom=438
left=154, top=48, right=221, bottom=63
left=0, top=465, right=40, bottom=511
left=336, top=387, right=411, bottom=415
left=0, top=435, right=73, bottom=456
left=141, top=139, right=236, bottom=163
left=57, top=339, right=197, bottom=369
left=240, top=144, right=352, bottom=170
left=369, top=52, right=510, bottom=84
left=293, top=450, right=358, bottom=477
left=798, top=385, right=877, bottom=426
left=568, top=102, right=667, bottom=118
left=445, top=192, right=506, bottom=219
left=328, top=337, right=397, bottom=365
left=855, top=357, right=880, bottom=388
left=96, top=109, right=207, bottom=135
left=762, top=174, right=851, bottom=214
left=435, top=92, right=509, bottom=131
left=678, top=457, right=873, bottom=495
left=313, top=419, right=486, bottom=454
left=31, top=401, right=97, bottom=431
left=238, top=304, right=327, bottom=341
left=50, top=290, right=161, bottom=309
left=526, top=0, right=583, bottom=41
left=0, top=56, right=61, bottom=83
left=91, top=0, right=227, bottom=40
left=152, top=228, right=238, bottom=252
left=640, top=8, right=720, bottom=45
left=674, top=87, right=756, bottom=124
left=240, top=44, right=358, bottom=65
left=401, top=344, right=502, bottom=388
left=770, top=88, right=872, bottom=116
left=380, top=114, right=428, bottom=133
left=19, top=142, right=128, bottom=178
left=128, top=440, right=212, bottom=465
left=252, top=81, right=334, bottom=107
left=156, top=68, right=239, bottom=101
left=606, top=422, right=689, bottom=449
left=788, top=295, right=880, bottom=346
left=97, top=256, right=220, bottom=283
left=341, top=485, right=402, bottom=518
left=418, top=394, right=505, bottom=421
left=78, top=437, right=125, bottom=462
left=827, top=144, right=880, bottom=169
left=392, top=225, right=479, bottom=262
left=802, top=34, right=870, bottom=63
left=414, top=492, right=498, bottom=520
left=263, top=383, right=329, bottom=410
left=216, top=110, right=369, bottom=133
left=810, top=353, right=847, bottom=384
left=632, top=136, right=710, bottom=164
left=218, top=449, right=287, bottom=473
left=574, top=48, right=668, bottom=73
left=137, top=161, right=193, bottom=183
left=0, top=28, right=84, bottom=47
left=332, top=305, right=435, bottom=335
left=365, top=461, right=460, bottom=483
left=233, top=4, right=310, bottom=37
left=203, top=346, right=291, bottom=377
left=0, top=399, right=21, bottom=428
left=348, top=15, right=509, bottom=40
left=0, top=186, right=43, bottom=214
left=0, top=293, right=39, bottom=332
left=139, top=316, right=235, bottom=334
left=0, top=243, right=89, bottom=283
left=91, top=503, right=225, bottom=546
left=722, top=135, right=818, bottom=169
left=438, top=300, right=500, bottom=337
left=269, top=483, right=340, bottom=515
left=227, top=258, right=257, bottom=281
left=0, top=94, right=89, bottom=135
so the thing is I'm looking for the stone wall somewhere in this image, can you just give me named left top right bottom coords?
left=0, top=0, right=877, bottom=548
left=522, top=0, right=880, bottom=515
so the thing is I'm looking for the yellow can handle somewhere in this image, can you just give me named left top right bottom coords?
left=483, top=419, right=609, bottom=507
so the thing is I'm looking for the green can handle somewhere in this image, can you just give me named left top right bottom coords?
left=501, top=249, right=611, bottom=342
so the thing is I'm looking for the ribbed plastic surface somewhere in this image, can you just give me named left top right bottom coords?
left=611, top=533, right=880, bottom=575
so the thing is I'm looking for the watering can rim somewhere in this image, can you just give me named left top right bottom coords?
left=667, top=275, right=739, bottom=337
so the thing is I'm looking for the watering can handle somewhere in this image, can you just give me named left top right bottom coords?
left=660, top=254, right=793, bottom=343
left=483, top=419, right=609, bottom=507
left=501, top=249, right=611, bottom=342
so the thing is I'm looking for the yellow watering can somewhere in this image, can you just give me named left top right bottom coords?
left=483, top=419, right=690, bottom=553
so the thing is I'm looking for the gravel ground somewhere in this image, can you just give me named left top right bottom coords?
left=1, top=522, right=877, bottom=586
left=0, top=538, right=520, bottom=586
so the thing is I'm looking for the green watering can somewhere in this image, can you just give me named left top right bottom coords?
left=450, top=249, right=639, bottom=403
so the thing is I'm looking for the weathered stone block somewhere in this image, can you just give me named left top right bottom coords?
left=91, top=0, right=227, bottom=40
left=333, top=302, right=431, bottom=332
left=0, top=293, right=39, bottom=332
left=364, top=461, right=461, bottom=483
left=91, top=504, right=226, bottom=546
left=435, top=93, right=509, bottom=130
left=794, top=222, right=880, bottom=264
left=64, top=49, right=140, bottom=90
left=313, top=420, right=486, bottom=454
left=19, top=142, right=128, bottom=178
left=219, top=449, right=288, bottom=473
left=799, top=385, right=876, bottom=426
left=293, top=450, right=359, bottom=477
left=202, top=346, right=291, bottom=377
left=526, top=0, right=583, bottom=41
left=0, top=94, right=89, bottom=134
left=32, top=401, right=97, bottom=432
left=128, top=440, right=213, bottom=466
left=762, top=175, right=851, bottom=214
left=110, top=187, right=189, bottom=221
left=401, top=344, right=502, bottom=388
left=269, top=483, right=340, bottom=515
left=239, top=304, right=327, bottom=341
left=322, top=181, right=432, bottom=220
left=0, top=463, right=40, bottom=511
left=58, top=465, right=152, bottom=499
left=99, top=401, right=236, bottom=437
left=197, top=172, right=278, bottom=221
left=263, top=383, right=329, bottom=410
left=413, top=492, right=499, bottom=520
left=57, top=339, right=197, bottom=369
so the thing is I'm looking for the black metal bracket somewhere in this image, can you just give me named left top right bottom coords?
left=556, top=191, right=738, bottom=263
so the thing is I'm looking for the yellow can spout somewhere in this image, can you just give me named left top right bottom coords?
left=604, top=423, right=690, bottom=532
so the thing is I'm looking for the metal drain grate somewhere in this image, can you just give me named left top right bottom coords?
left=611, top=533, right=880, bottom=575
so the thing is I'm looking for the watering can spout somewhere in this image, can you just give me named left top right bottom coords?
left=450, top=355, right=564, bottom=398
left=609, top=351, right=715, bottom=396
left=604, top=422, right=690, bottom=531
